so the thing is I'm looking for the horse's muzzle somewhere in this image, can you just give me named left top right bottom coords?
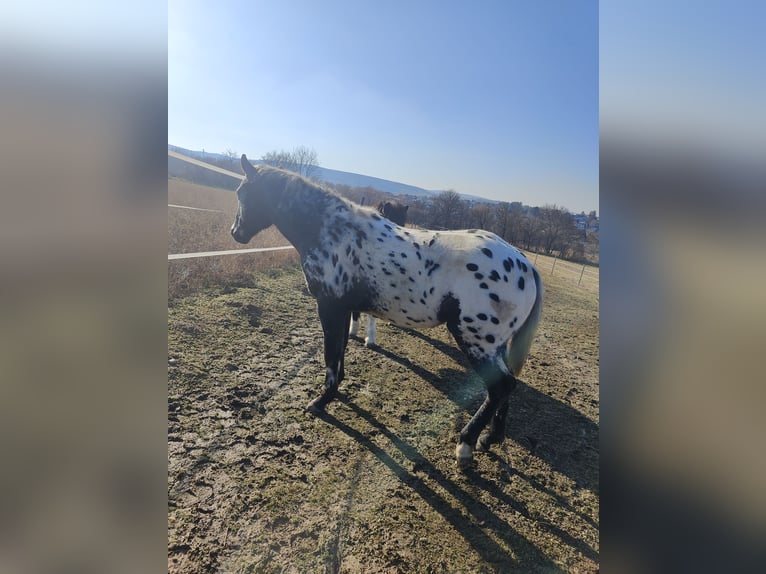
left=231, top=223, right=249, bottom=244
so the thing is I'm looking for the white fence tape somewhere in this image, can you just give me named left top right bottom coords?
left=168, top=203, right=225, bottom=213
left=168, top=149, right=244, bottom=180
left=168, top=246, right=295, bottom=261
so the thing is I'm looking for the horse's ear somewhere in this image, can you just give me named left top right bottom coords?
left=241, top=154, right=257, bottom=179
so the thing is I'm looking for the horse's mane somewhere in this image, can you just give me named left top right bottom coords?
left=255, top=164, right=354, bottom=213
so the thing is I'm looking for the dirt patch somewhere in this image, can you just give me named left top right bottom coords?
left=168, top=263, right=599, bottom=572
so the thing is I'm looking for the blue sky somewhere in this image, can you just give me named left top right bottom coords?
left=169, top=1, right=598, bottom=213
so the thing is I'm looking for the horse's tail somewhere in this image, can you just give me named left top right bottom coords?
left=506, top=267, right=543, bottom=376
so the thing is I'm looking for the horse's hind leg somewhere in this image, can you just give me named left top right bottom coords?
left=307, top=304, right=351, bottom=413
left=456, top=358, right=516, bottom=467
left=477, top=385, right=516, bottom=451
left=365, top=316, right=377, bottom=347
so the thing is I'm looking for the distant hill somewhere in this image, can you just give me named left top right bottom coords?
left=167, top=145, right=492, bottom=203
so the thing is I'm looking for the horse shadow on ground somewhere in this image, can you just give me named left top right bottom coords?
left=318, top=399, right=599, bottom=569
left=365, top=330, right=599, bottom=495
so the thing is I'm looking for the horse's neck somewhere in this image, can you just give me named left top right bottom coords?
left=271, top=183, right=338, bottom=254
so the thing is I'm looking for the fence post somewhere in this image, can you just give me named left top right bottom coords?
left=551, top=255, right=558, bottom=275
left=578, top=264, right=585, bottom=286
left=533, top=252, right=538, bottom=265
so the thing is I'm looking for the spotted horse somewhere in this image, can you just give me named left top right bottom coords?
left=231, top=155, right=543, bottom=467
left=349, top=200, right=409, bottom=346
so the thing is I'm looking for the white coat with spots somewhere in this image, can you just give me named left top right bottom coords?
left=231, top=156, right=543, bottom=467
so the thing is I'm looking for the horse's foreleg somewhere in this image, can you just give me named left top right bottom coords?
left=307, top=304, right=351, bottom=413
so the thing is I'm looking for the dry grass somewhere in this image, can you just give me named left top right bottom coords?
left=168, top=178, right=298, bottom=299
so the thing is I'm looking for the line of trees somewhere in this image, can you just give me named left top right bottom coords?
left=326, top=184, right=598, bottom=264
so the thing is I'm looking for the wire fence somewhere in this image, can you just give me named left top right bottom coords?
left=528, top=250, right=599, bottom=292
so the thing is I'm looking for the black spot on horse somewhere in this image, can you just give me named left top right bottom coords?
left=384, top=224, right=393, bottom=231
left=518, top=276, right=525, bottom=290
left=477, top=313, right=488, bottom=321
left=474, top=273, right=484, bottom=280
left=516, top=258, right=522, bottom=269
left=463, top=316, right=474, bottom=323
left=416, top=251, right=422, bottom=260
left=436, top=293, right=460, bottom=324
left=331, top=254, right=339, bottom=267
left=429, top=238, right=436, bottom=246
left=489, top=293, right=500, bottom=302
left=427, top=263, right=441, bottom=277
left=420, top=299, right=426, bottom=305
left=479, top=282, right=488, bottom=289
left=377, top=238, right=384, bottom=243
left=345, top=245, right=352, bottom=256
left=488, top=270, right=500, bottom=282
left=371, top=213, right=381, bottom=220
left=352, top=256, right=360, bottom=266
left=503, top=257, right=513, bottom=272
left=490, top=317, right=499, bottom=324
left=467, top=326, right=478, bottom=334
left=429, top=287, right=434, bottom=294
left=400, top=252, right=407, bottom=258
left=413, top=242, right=420, bottom=250
left=485, top=334, right=495, bottom=343
left=466, top=263, right=479, bottom=271
left=396, top=236, right=405, bottom=241
left=481, top=247, right=493, bottom=258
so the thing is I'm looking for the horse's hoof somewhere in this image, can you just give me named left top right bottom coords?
left=306, top=398, right=326, bottom=414
left=455, top=442, right=474, bottom=469
left=476, top=435, right=495, bottom=452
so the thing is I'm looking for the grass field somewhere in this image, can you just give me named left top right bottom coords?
left=168, top=178, right=599, bottom=572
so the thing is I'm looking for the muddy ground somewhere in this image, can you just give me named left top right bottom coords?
left=168, top=263, right=599, bottom=573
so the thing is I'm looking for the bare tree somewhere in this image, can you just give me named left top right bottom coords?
left=261, top=146, right=320, bottom=180
left=469, top=202, right=494, bottom=231
left=429, top=190, right=467, bottom=229
left=538, top=204, right=580, bottom=255
left=222, top=148, right=238, bottom=167
left=292, top=145, right=320, bottom=180
left=262, top=150, right=296, bottom=171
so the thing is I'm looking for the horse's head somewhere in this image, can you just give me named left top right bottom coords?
left=231, top=154, right=273, bottom=244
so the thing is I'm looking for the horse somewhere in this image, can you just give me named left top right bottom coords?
left=349, top=200, right=409, bottom=346
left=231, top=155, right=543, bottom=467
